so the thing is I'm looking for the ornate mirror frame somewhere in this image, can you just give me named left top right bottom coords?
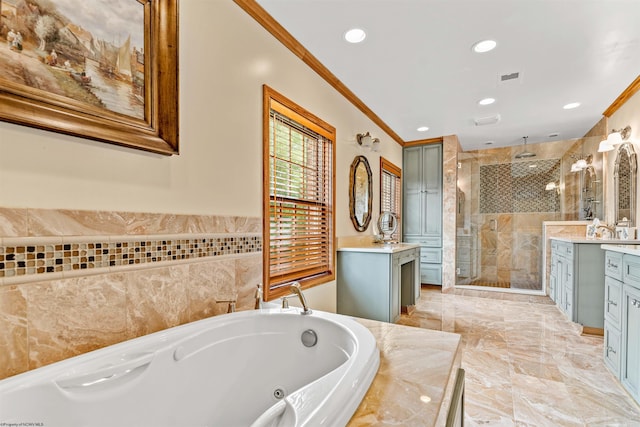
left=349, top=155, right=373, bottom=232
left=614, top=142, right=637, bottom=226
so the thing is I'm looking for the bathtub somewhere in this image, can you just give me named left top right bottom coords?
left=0, top=307, right=380, bottom=427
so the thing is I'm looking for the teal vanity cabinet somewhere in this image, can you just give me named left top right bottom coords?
left=622, top=253, right=640, bottom=403
left=549, top=238, right=606, bottom=332
left=603, top=246, right=640, bottom=406
left=337, top=244, right=420, bottom=323
left=402, top=143, right=443, bottom=285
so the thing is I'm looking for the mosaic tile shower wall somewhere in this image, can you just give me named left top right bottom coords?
left=479, top=159, right=561, bottom=213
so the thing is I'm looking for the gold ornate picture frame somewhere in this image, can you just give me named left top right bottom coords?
left=0, top=0, right=179, bottom=155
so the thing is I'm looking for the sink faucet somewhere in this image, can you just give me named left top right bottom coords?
left=289, top=282, right=312, bottom=315
left=596, top=224, right=616, bottom=239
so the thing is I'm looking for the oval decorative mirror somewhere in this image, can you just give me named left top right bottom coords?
left=614, top=142, right=637, bottom=226
left=349, top=155, right=373, bottom=231
left=378, top=211, right=398, bottom=243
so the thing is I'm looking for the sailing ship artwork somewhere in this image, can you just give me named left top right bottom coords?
left=0, top=0, right=145, bottom=120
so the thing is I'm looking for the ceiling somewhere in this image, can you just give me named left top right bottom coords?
left=254, top=0, right=640, bottom=151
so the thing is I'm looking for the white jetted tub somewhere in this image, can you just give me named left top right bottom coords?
left=0, top=307, right=380, bottom=427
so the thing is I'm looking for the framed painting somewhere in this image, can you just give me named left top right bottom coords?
left=0, top=0, right=179, bottom=155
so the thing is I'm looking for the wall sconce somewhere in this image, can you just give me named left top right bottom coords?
left=545, top=181, right=560, bottom=193
left=598, top=125, right=631, bottom=152
left=570, top=154, right=592, bottom=173
left=357, top=132, right=381, bottom=152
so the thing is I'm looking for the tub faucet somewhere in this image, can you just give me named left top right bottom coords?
left=289, top=282, right=312, bottom=315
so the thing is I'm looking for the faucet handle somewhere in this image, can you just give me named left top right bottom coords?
left=215, top=298, right=237, bottom=313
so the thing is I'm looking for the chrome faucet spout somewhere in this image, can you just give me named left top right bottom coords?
left=289, top=282, right=312, bottom=315
left=596, top=224, right=616, bottom=239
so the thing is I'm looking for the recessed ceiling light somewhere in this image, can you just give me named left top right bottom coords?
left=472, top=39, right=497, bottom=53
left=478, top=97, right=496, bottom=106
left=563, top=102, right=581, bottom=110
left=417, top=126, right=429, bottom=132
left=344, top=28, right=366, bottom=43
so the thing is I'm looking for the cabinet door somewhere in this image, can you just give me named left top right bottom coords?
left=421, top=144, right=442, bottom=239
left=621, top=284, right=640, bottom=402
left=604, top=322, right=621, bottom=377
left=605, top=276, right=623, bottom=328
left=549, top=254, right=558, bottom=302
left=403, top=147, right=423, bottom=237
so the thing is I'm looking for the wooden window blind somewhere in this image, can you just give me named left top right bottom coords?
left=380, top=157, right=402, bottom=240
left=263, top=86, right=335, bottom=300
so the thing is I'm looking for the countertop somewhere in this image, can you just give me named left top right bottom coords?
left=601, top=244, right=640, bottom=255
left=338, top=242, right=420, bottom=254
left=550, top=237, right=638, bottom=245
left=349, top=318, right=462, bottom=426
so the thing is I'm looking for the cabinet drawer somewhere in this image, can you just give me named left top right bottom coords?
left=556, top=241, right=574, bottom=258
left=623, top=255, right=640, bottom=289
left=457, top=237, right=471, bottom=250
left=604, top=322, right=621, bottom=378
left=605, top=251, right=624, bottom=282
left=420, top=264, right=442, bottom=285
left=605, top=276, right=623, bottom=328
left=457, top=263, right=470, bottom=277
left=420, top=248, right=441, bottom=263
left=405, top=236, right=441, bottom=247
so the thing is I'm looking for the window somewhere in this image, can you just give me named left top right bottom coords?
left=380, top=157, right=401, bottom=240
left=263, top=85, right=335, bottom=300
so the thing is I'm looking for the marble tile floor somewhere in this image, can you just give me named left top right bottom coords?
left=397, top=286, right=640, bottom=426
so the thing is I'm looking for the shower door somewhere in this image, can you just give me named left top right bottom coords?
left=456, top=154, right=560, bottom=291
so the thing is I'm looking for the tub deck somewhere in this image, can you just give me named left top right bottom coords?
left=350, top=319, right=462, bottom=426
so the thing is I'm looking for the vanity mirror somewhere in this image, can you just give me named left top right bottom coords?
left=349, top=155, right=373, bottom=231
left=614, top=142, right=637, bottom=226
left=378, top=211, right=398, bottom=242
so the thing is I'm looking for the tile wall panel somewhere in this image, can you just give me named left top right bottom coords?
left=0, top=208, right=263, bottom=380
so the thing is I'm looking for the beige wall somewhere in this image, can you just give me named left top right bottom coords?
left=0, top=1, right=402, bottom=307
left=0, top=1, right=404, bottom=378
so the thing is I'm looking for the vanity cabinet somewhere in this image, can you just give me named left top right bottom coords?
left=337, top=244, right=420, bottom=323
left=603, top=248, right=640, bottom=406
left=622, top=255, right=640, bottom=403
left=549, top=239, right=606, bottom=332
left=403, top=144, right=443, bottom=285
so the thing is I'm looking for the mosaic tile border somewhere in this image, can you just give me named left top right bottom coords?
left=0, top=233, right=262, bottom=286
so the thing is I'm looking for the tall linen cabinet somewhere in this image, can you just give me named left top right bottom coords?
left=402, top=144, right=443, bottom=285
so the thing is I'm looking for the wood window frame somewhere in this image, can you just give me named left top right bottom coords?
left=380, top=157, right=402, bottom=240
left=263, top=85, right=336, bottom=301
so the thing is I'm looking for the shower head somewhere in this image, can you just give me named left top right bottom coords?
left=515, top=136, right=536, bottom=159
